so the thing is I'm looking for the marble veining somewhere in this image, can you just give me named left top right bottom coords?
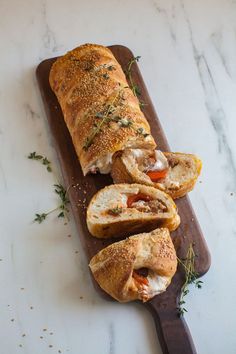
left=41, top=1, right=60, bottom=53
left=0, top=0, right=236, bottom=353
left=108, top=323, right=115, bottom=354
left=23, top=102, right=41, bottom=120
left=182, top=2, right=236, bottom=198
left=211, top=31, right=232, bottom=78
left=152, top=2, right=177, bottom=43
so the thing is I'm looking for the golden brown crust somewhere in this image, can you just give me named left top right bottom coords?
left=89, top=228, right=177, bottom=302
left=111, top=151, right=202, bottom=199
left=86, top=183, right=180, bottom=238
left=163, top=152, right=202, bottom=198
left=49, top=44, right=156, bottom=175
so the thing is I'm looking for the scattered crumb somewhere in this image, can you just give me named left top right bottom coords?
left=19, top=344, right=23, bottom=348
left=30, top=306, right=34, bottom=310
left=7, top=305, right=10, bottom=307
left=49, top=345, right=53, bottom=348
left=79, top=296, right=83, bottom=300
left=50, top=332, right=53, bottom=335
left=58, top=350, right=62, bottom=353
left=0, top=259, right=2, bottom=261
left=43, top=328, right=47, bottom=332
left=40, top=336, right=43, bottom=339
left=199, top=180, right=202, bottom=183
left=11, top=319, right=15, bottom=322
left=67, top=235, right=71, bottom=238
left=22, top=334, right=26, bottom=337
left=230, top=192, right=234, bottom=196
left=20, top=288, right=25, bottom=290
left=75, top=251, right=79, bottom=254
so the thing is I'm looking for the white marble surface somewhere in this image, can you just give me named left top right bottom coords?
left=0, top=0, right=236, bottom=353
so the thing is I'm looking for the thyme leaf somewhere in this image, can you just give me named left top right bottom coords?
left=34, top=213, right=47, bottom=223
left=28, top=152, right=43, bottom=160
left=103, top=73, right=110, bottom=80
left=136, top=127, right=149, bottom=138
left=107, top=206, right=123, bottom=216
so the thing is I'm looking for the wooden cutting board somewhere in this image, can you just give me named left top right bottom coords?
left=36, top=45, right=211, bottom=354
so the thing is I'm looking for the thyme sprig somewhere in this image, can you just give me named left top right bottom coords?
left=83, top=89, right=132, bottom=150
left=54, top=184, right=70, bottom=218
left=125, top=56, right=147, bottom=108
left=34, top=184, right=70, bottom=223
left=28, top=152, right=52, bottom=172
left=83, top=102, right=116, bottom=151
left=177, top=243, right=203, bottom=317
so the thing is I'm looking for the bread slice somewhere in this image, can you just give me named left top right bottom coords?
left=111, top=149, right=202, bottom=199
left=89, top=228, right=177, bottom=302
left=86, top=183, right=180, bottom=238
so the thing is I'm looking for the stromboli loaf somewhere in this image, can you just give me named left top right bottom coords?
left=86, top=183, right=180, bottom=238
left=89, top=228, right=177, bottom=302
left=111, top=149, right=202, bottom=199
left=49, top=44, right=156, bottom=175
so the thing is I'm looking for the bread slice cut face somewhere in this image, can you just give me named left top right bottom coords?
left=89, top=228, right=177, bottom=302
left=86, top=183, right=180, bottom=238
left=111, top=149, right=202, bottom=199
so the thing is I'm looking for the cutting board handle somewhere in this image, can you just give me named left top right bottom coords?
left=146, top=298, right=197, bottom=354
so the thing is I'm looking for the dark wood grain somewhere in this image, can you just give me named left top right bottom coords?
left=36, top=45, right=211, bottom=354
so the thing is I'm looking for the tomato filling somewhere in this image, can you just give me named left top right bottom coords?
left=146, top=169, right=168, bottom=182
left=132, top=270, right=149, bottom=286
left=127, top=193, right=153, bottom=208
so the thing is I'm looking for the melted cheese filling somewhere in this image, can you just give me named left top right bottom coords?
left=89, top=153, right=113, bottom=174
left=147, top=274, right=169, bottom=294
left=147, top=150, right=169, bottom=171
left=130, top=149, right=169, bottom=172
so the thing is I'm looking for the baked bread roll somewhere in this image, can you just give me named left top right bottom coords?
left=89, top=228, right=177, bottom=302
left=111, top=149, right=202, bottom=199
left=86, top=183, right=180, bottom=238
left=49, top=44, right=156, bottom=175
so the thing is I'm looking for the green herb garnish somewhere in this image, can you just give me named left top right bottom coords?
left=83, top=90, right=132, bottom=151
left=28, top=152, right=52, bottom=172
left=136, top=127, right=149, bottom=138
left=103, top=73, right=110, bottom=80
left=107, top=206, right=122, bottom=216
left=34, top=184, right=70, bottom=223
left=125, top=56, right=147, bottom=108
left=177, top=243, right=203, bottom=317
left=34, top=213, right=47, bottom=223
left=83, top=103, right=115, bottom=151
left=54, top=184, right=70, bottom=218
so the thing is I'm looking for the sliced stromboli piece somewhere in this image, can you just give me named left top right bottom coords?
left=111, top=149, right=202, bottom=199
left=89, top=228, right=177, bottom=302
left=49, top=44, right=156, bottom=175
left=86, top=183, right=180, bottom=238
